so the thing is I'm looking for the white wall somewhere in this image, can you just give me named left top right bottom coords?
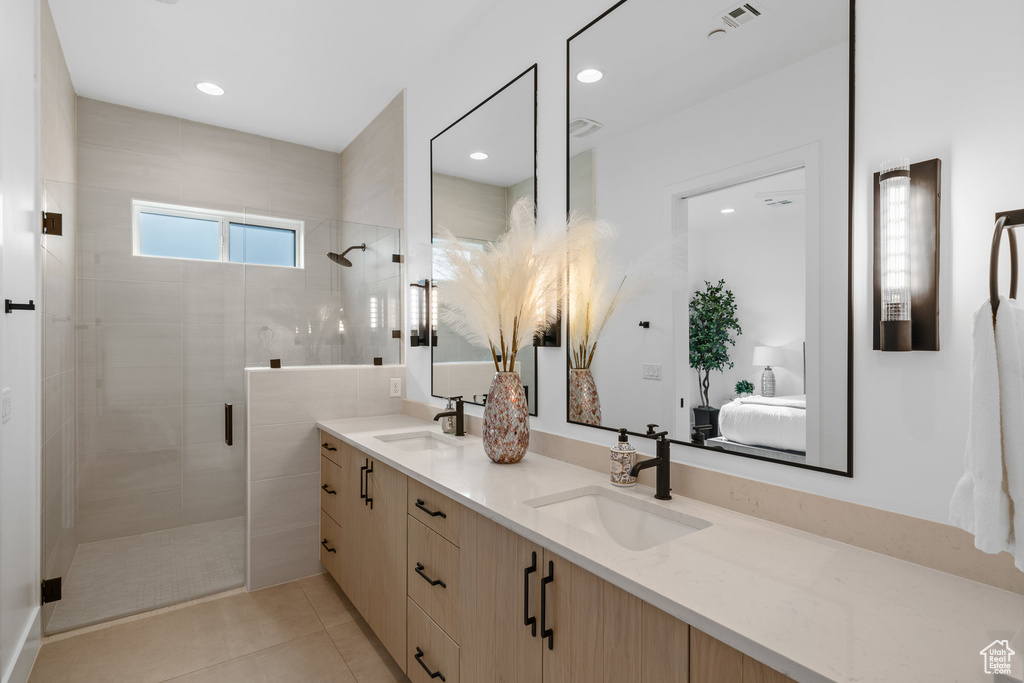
left=0, top=0, right=42, bottom=680
left=404, top=0, right=1024, bottom=526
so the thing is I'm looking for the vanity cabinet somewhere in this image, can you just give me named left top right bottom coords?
left=690, top=629, right=795, bottom=683
left=318, top=431, right=408, bottom=674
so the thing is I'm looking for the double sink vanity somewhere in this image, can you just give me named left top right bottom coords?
left=315, top=415, right=1024, bottom=683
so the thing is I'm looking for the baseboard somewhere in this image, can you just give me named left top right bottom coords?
left=4, top=607, right=40, bottom=683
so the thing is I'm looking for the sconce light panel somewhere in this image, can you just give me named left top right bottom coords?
left=409, top=279, right=430, bottom=347
left=872, top=158, right=941, bottom=351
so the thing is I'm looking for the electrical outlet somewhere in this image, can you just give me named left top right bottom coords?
left=642, top=364, right=662, bottom=381
left=2, top=388, right=11, bottom=423
left=389, top=378, right=402, bottom=398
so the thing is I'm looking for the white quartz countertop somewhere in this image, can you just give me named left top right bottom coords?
left=318, top=415, right=1024, bottom=683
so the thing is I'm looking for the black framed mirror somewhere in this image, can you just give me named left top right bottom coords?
left=431, top=65, right=539, bottom=416
left=566, top=0, right=854, bottom=475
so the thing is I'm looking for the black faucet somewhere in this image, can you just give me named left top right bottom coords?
left=629, top=423, right=672, bottom=500
left=433, top=396, right=465, bottom=437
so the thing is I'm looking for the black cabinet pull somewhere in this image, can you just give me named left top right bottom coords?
left=415, top=499, right=447, bottom=518
left=359, top=462, right=368, bottom=501
left=321, top=539, right=337, bottom=553
left=364, top=460, right=374, bottom=510
left=322, top=442, right=337, bottom=452
left=414, top=562, right=446, bottom=588
left=321, top=484, right=337, bottom=495
left=414, top=647, right=445, bottom=681
left=523, top=551, right=537, bottom=637
left=540, top=560, right=554, bottom=651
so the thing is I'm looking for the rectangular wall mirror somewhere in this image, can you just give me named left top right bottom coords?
left=566, top=0, right=853, bottom=474
left=432, top=65, right=539, bottom=415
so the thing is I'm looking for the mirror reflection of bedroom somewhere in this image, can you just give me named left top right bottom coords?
left=680, top=168, right=807, bottom=464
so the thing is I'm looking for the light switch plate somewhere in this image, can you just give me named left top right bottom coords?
left=389, top=378, right=402, bottom=397
left=2, top=387, right=11, bottom=423
left=642, top=364, right=662, bottom=381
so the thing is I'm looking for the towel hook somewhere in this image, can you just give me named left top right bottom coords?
left=990, top=214, right=1021, bottom=320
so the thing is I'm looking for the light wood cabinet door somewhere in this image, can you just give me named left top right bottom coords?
left=690, top=628, right=794, bottom=683
left=361, top=455, right=408, bottom=674
left=541, top=552, right=643, bottom=683
left=337, top=442, right=368, bottom=609
left=408, top=516, right=460, bottom=642
left=641, top=603, right=689, bottom=683
left=408, top=598, right=460, bottom=683
left=320, top=456, right=344, bottom=525
left=408, top=477, right=462, bottom=546
left=319, top=510, right=342, bottom=579
left=459, top=510, right=543, bottom=683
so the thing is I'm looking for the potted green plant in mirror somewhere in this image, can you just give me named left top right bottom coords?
left=734, top=380, right=755, bottom=398
left=433, top=198, right=566, bottom=464
left=689, top=279, right=742, bottom=438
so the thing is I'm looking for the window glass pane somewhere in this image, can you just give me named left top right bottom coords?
left=228, top=223, right=296, bottom=267
left=139, top=212, right=220, bottom=260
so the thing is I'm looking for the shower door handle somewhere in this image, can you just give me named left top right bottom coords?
left=224, top=403, right=233, bottom=446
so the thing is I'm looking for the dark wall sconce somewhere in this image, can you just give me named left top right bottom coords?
left=409, top=279, right=438, bottom=347
left=872, top=157, right=941, bottom=351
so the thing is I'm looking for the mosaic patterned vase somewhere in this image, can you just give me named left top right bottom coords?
left=569, top=368, right=602, bottom=426
left=482, top=371, right=530, bottom=464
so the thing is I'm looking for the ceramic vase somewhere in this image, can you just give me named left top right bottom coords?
left=482, top=371, right=530, bottom=464
left=568, top=368, right=602, bottom=426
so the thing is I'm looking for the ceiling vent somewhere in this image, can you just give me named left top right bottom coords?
left=569, top=117, right=603, bottom=138
left=717, top=2, right=766, bottom=29
left=757, top=189, right=803, bottom=207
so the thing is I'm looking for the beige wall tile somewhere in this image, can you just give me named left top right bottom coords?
left=183, top=402, right=244, bottom=446
left=78, top=448, right=182, bottom=502
left=250, top=473, right=320, bottom=536
left=42, top=428, right=63, bottom=504
left=77, top=323, right=182, bottom=368
left=42, top=480, right=63, bottom=570
left=180, top=119, right=269, bottom=175
left=79, top=279, right=182, bottom=325
left=183, top=364, right=245, bottom=406
left=269, top=177, right=339, bottom=221
left=78, top=406, right=182, bottom=457
left=357, top=365, right=404, bottom=416
left=42, top=373, right=63, bottom=443
left=183, top=442, right=245, bottom=524
left=182, top=260, right=245, bottom=286
left=78, top=232, right=183, bottom=283
left=182, top=284, right=245, bottom=326
left=182, top=324, right=246, bottom=367
left=79, top=142, right=182, bottom=196
left=269, top=140, right=340, bottom=188
left=247, top=524, right=322, bottom=591
left=247, top=368, right=359, bottom=426
left=78, top=366, right=182, bottom=409
left=249, top=422, right=319, bottom=482
left=180, top=163, right=269, bottom=212
left=79, top=488, right=182, bottom=543
left=42, top=314, right=62, bottom=380
left=78, top=98, right=180, bottom=159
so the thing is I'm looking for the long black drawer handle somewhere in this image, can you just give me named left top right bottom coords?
left=414, top=647, right=445, bottom=681
left=414, top=562, right=446, bottom=588
left=415, top=499, right=447, bottom=518
left=359, top=462, right=368, bottom=500
left=523, top=551, right=537, bottom=636
left=321, top=442, right=337, bottom=452
left=321, top=539, right=337, bottom=553
left=321, top=484, right=337, bottom=495
left=364, top=460, right=374, bottom=510
left=540, top=560, right=554, bottom=651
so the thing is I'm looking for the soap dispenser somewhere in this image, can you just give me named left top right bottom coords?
left=610, top=428, right=637, bottom=487
left=440, top=397, right=457, bottom=435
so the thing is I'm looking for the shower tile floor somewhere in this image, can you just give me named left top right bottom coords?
left=47, top=517, right=245, bottom=634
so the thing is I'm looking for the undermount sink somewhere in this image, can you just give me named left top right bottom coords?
left=525, top=486, right=710, bottom=552
left=373, top=431, right=465, bottom=452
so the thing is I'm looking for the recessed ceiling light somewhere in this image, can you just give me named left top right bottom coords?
left=576, top=69, right=604, bottom=84
left=469, top=152, right=488, bottom=160
left=720, top=208, right=735, bottom=214
left=707, top=29, right=727, bottom=41
left=195, top=82, right=225, bottom=96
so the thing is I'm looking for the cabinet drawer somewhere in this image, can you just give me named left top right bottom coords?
left=320, top=430, right=343, bottom=465
left=320, top=509, right=342, bottom=580
left=408, top=478, right=461, bottom=546
left=320, top=455, right=344, bottom=523
left=408, top=516, right=460, bottom=642
left=407, top=597, right=459, bottom=683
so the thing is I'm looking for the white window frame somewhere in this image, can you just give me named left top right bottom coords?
left=132, top=199, right=305, bottom=268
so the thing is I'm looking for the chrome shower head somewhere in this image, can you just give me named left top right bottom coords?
left=326, top=243, right=366, bottom=267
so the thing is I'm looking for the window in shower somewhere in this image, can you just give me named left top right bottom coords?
left=133, top=200, right=303, bottom=266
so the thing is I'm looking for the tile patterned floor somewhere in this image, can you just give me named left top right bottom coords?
left=30, top=573, right=410, bottom=683
left=47, top=517, right=245, bottom=634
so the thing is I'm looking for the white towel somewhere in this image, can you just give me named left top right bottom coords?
left=994, top=296, right=1024, bottom=571
left=950, top=299, right=1013, bottom=556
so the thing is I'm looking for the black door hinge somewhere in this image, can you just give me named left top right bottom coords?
left=42, top=577, right=62, bottom=605
left=42, top=212, right=63, bottom=236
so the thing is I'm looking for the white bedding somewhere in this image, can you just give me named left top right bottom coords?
left=718, top=394, right=806, bottom=453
